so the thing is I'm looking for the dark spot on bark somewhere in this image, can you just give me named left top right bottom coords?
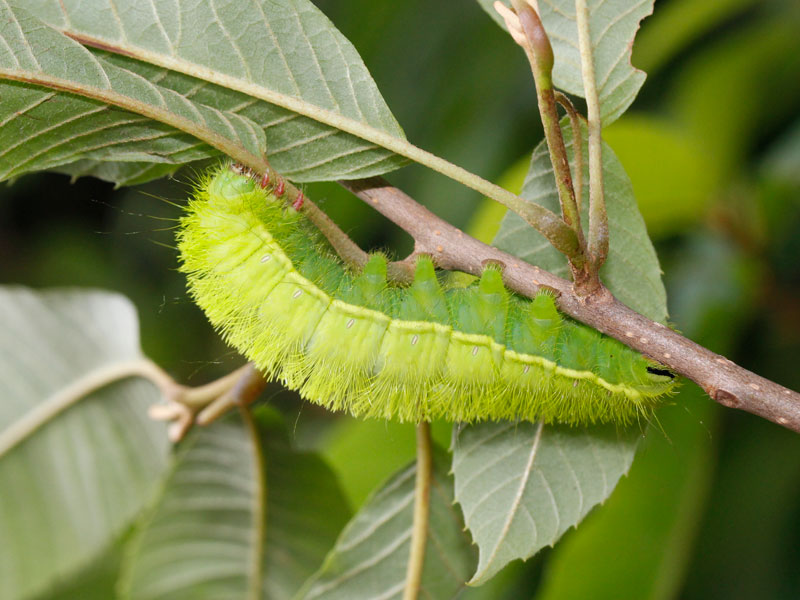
left=714, top=389, right=740, bottom=408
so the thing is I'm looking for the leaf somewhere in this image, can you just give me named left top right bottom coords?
left=1, top=0, right=407, bottom=183
left=39, top=540, right=126, bottom=600
left=534, top=388, right=715, bottom=600
left=0, top=78, right=227, bottom=184
left=0, top=3, right=267, bottom=180
left=494, top=118, right=667, bottom=322
left=533, top=236, right=759, bottom=600
left=54, top=159, right=196, bottom=188
left=298, top=447, right=477, bottom=600
left=479, top=0, right=653, bottom=124
left=452, top=422, right=638, bottom=584
left=121, top=408, right=350, bottom=600
left=453, top=118, right=667, bottom=582
left=0, top=287, right=170, bottom=600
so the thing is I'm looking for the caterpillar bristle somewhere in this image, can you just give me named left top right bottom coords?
left=178, top=165, right=678, bottom=426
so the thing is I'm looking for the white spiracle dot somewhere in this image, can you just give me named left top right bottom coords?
left=346, top=318, right=355, bottom=329
left=411, top=334, right=419, bottom=346
left=292, top=289, right=302, bottom=299
left=260, top=254, right=272, bottom=263
left=472, top=346, right=479, bottom=356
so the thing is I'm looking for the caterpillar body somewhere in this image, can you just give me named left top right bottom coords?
left=178, top=165, right=676, bottom=425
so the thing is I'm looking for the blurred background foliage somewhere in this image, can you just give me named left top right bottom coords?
left=1, top=0, right=799, bottom=597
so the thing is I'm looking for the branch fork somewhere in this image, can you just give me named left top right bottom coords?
left=149, top=363, right=266, bottom=441
left=496, top=0, right=606, bottom=293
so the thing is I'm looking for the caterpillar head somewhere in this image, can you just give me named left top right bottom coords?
left=636, top=360, right=677, bottom=395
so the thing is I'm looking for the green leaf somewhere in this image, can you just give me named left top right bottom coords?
left=533, top=390, right=715, bottom=600
left=0, top=0, right=407, bottom=184
left=3, top=0, right=407, bottom=184
left=535, top=235, right=760, bottom=600
left=494, top=119, right=667, bottom=322
left=0, top=287, right=170, bottom=600
left=121, top=408, right=350, bottom=600
left=0, top=3, right=267, bottom=180
left=452, top=422, right=638, bottom=584
left=1, top=1, right=535, bottom=212
left=0, top=77, right=228, bottom=184
left=298, top=447, right=477, bottom=600
left=54, top=159, right=197, bottom=188
left=453, top=118, right=667, bottom=583
left=37, top=540, right=126, bottom=600
left=479, top=0, right=654, bottom=124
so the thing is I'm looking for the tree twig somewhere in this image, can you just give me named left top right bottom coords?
left=196, top=363, right=267, bottom=425
left=340, top=177, right=800, bottom=433
left=511, top=2, right=583, bottom=242
left=499, top=2, right=592, bottom=287
left=403, top=422, right=433, bottom=600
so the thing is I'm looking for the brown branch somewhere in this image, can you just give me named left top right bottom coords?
left=340, top=177, right=800, bottom=434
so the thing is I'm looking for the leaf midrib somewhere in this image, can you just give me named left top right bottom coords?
left=0, top=359, right=159, bottom=459
left=473, top=420, right=544, bottom=582
left=0, top=67, right=265, bottom=170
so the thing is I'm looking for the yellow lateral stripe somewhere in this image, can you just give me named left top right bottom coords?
left=265, top=241, right=643, bottom=398
left=329, top=299, right=392, bottom=325
left=197, top=218, right=648, bottom=402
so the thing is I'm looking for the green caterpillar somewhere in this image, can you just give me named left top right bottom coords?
left=178, top=165, right=675, bottom=425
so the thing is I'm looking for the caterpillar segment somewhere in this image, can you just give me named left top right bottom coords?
left=179, top=165, right=676, bottom=425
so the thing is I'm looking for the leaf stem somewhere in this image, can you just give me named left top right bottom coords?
left=555, top=91, right=585, bottom=214
left=240, top=405, right=267, bottom=600
left=403, top=422, right=433, bottom=600
left=512, top=1, right=584, bottom=263
left=575, top=0, right=608, bottom=270
left=149, top=363, right=267, bottom=440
